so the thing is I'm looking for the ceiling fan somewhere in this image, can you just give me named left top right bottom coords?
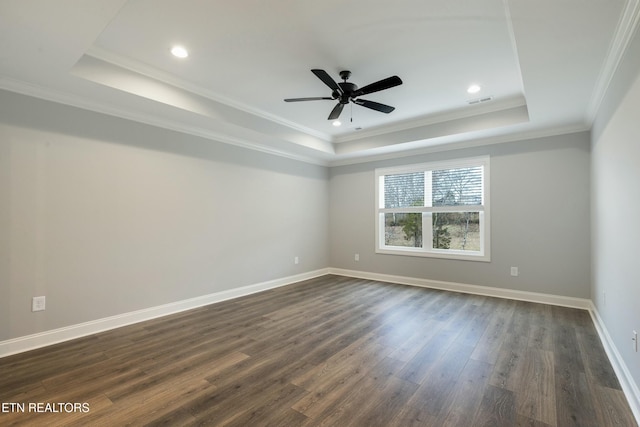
left=284, top=69, right=402, bottom=120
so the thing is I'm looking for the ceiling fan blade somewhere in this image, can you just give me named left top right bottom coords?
left=328, top=103, right=345, bottom=120
left=311, top=69, right=342, bottom=94
left=353, top=76, right=402, bottom=97
left=284, top=97, right=334, bottom=102
left=353, top=99, right=395, bottom=113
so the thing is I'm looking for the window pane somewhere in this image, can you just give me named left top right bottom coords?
left=432, top=212, right=480, bottom=251
left=384, top=172, right=424, bottom=208
left=432, top=166, right=482, bottom=206
left=384, top=213, right=423, bottom=248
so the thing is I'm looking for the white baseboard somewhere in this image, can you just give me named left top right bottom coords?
left=0, top=268, right=330, bottom=358
left=329, top=268, right=592, bottom=309
left=589, top=303, right=640, bottom=424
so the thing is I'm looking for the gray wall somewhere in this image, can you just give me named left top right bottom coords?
left=330, top=132, right=592, bottom=298
left=591, top=26, right=640, bottom=392
left=0, top=83, right=620, bottom=353
left=0, top=91, right=330, bottom=341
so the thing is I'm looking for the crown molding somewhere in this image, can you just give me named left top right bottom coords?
left=587, top=0, right=640, bottom=123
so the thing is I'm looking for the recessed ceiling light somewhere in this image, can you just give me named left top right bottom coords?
left=467, top=84, right=481, bottom=94
left=171, top=45, right=189, bottom=58
left=332, top=120, right=341, bottom=127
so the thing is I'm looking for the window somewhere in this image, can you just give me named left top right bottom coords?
left=375, top=156, right=490, bottom=261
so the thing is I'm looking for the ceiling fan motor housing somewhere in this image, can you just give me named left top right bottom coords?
left=337, top=82, right=358, bottom=103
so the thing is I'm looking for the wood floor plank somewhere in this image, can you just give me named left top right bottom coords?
left=396, top=328, right=459, bottom=385
left=365, top=283, right=437, bottom=315
left=552, top=322, right=602, bottom=426
left=192, top=383, right=308, bottom=427
left=0, top=275, right=636, bottom=426
left=106, top=350, right=249, bottom=403
left=301, top=363, right=418, bottom=427
left=291, top=332, right=392, bottom=391
left=0, top=347, right=109, bottom=394
left=406, top=341, right=476, bottom=416
left=290, top=337, right=394, bottom=418
left=81, top=382, right=213, bottom=427
left=0, top=393, right=112, bottom=427
left=472, top=384, right=516, bottom=427
left=515, top=348, right=557, bottom=426
left=554, top=370, right=600, bottom=427
left=587, top=381, right=639, bottom=427
left=337, top=374, right=418, bottom=427
left=387, top=318, right=441, bottom=362
left=471, top=299, right=516, bottom=364
left=488, top=331, right=529, bottom=390
left=576, top=328, right=621, bottom=389
left=515, top=414, right=555, bottom=427
left=437, top=359, right=494, bottom=426
left=388, top=403, right=439, bottom=427
left=454, top=301, right=493, bottom=348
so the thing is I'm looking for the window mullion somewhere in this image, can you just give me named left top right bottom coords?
left=424, top=170, right=433, bottom=249
left=430, top=205, right=484, bottom=213
left=379, top=206, right=484, bottom=214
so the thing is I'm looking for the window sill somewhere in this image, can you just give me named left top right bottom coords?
left=376, top=247, right=491, bottom=262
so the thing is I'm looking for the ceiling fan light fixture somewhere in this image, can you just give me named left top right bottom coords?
left=467, top=84, right=481, bottom=94
left=171, top=45, right=189, bottom=58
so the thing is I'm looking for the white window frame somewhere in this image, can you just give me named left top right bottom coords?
left=375, top=156, right=490, bottom=262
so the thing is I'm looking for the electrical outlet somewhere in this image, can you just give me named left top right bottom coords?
left=510, top=267, right=519, bottom=277
left=633, top=331, right=638, bottom=352
left=32, top=296, right=46, bottom=312
left=355, top=253, right=360, bottom=262
left=294, top=256, right=299, bottom=265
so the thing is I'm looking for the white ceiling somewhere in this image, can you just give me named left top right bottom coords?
left=0, top=0, right=637, bottom=165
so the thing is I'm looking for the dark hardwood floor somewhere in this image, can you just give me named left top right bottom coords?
left=0, top=275, right=637, bottom=426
